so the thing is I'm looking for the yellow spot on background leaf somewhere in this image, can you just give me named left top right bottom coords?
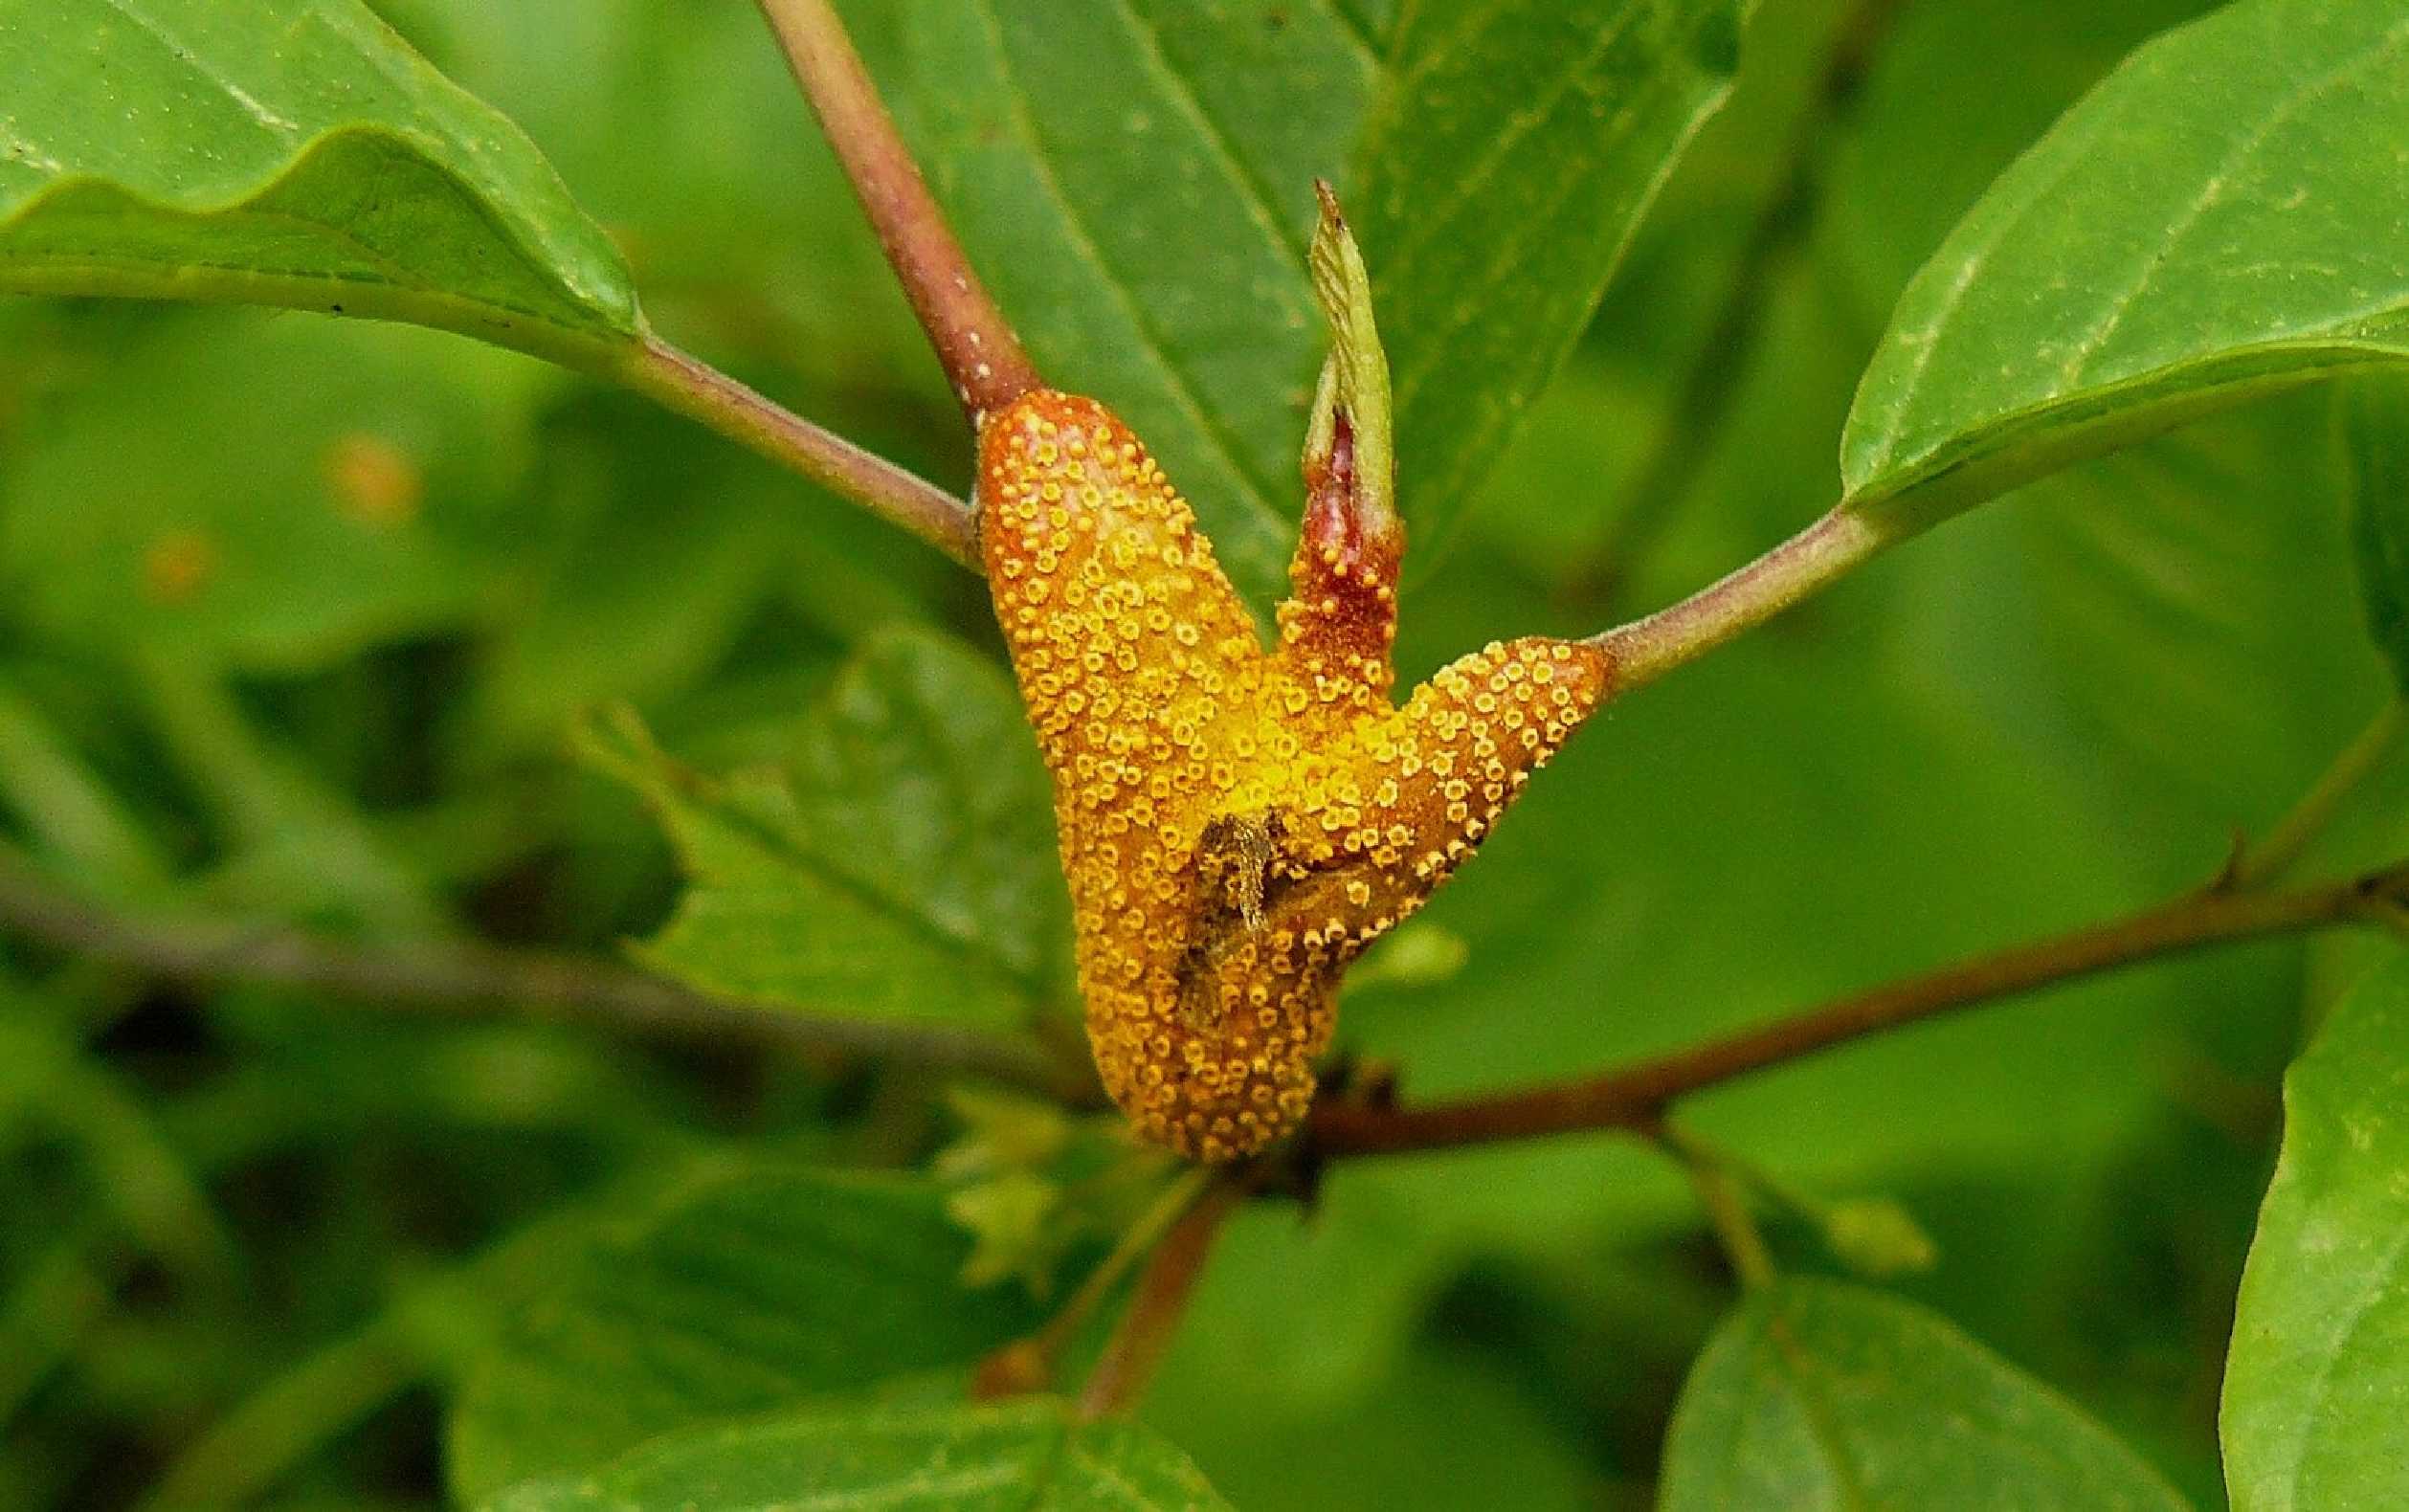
left=142, top=529, right=217, bottom=604
left=981, top=389, right=1608, bottom=1160
left=323, top=433, right=423, bottom=529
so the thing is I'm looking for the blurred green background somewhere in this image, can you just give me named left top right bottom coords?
left=0, top=0, right=2391, bottom=1507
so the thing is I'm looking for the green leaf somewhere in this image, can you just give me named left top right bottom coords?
left=890, top=0, right=1376, bottom=601
left=2339, top=375, right=2409, bottom=696
left=1840, top=0, right=2409, bottom=532
left=2221, top=958, right=2409, bottom=1510
left=480, top=1398, right=1231, bottom=1512
left=1355, top=0, right=1745, bottom=564
left=0, top=0, right=641, bottom=363
left=1662, top=1279, right=2192, bottom=1511
left=446, top=1163, right=1055, bottom=1503
left=1815, top=0, right=2208, bottom=339
left=581, top=630, right=1070, bottom=1031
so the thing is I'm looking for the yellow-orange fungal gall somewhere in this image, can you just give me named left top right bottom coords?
left=980, top=389, right=1609, bottom=1161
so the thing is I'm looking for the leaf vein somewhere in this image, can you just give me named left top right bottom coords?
left=1389, top=40, right=1656, bottom=414
left=1107, top=0, right=1315, bottom=267
left=92, top=0, right=302, bottom=136
left=2061, top=15, right=2409, bottom=389
left=1375, top=3, right=1648, bottom=322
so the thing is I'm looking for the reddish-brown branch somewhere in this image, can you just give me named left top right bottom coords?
left=972, top=1168, right=1211, bottom=1400
left=620, top=339, right=978, bottom=565
left=1075, top=1178, right=1243, bottom=1419
left=753, top=0, right=1041, bottom=421
left=1589, top=505, right=1891, bottom=692
left=1309, top=862, right=2409, bottom=1158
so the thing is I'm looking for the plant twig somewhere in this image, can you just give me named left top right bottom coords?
left=1075, top=1175, right=1243, bottom=1419
left=0, top=847, right=1094, bottom=1103
left=974, top=1167, right=1212, bottom=1398
left=1662, top=1127, right=1776, bottom=1289
left=1590, top=504, right=1893, bottom=692
left=1310, top=860, right=2409, bottom=1158
left=616, top=337, right=979, bottom=567
left=133, top=1316, right=416, bottom=1512
left=2228, top=697, right=2405, bottom=888
left=753, top=0, right=1042, bottom=421
left=1570, top=0, right=1907, bottom=609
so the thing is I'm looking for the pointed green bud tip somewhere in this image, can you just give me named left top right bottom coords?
left=1346, top=923, right=1471, bottom=992
left=1305, top=179, right=1396, bottom=544
left=1822, top=1198, right=1940, bottom=1279
left=945, top=1170, right=1067, bottom=1294
left=935, top=1086, right=1074, bottom=1181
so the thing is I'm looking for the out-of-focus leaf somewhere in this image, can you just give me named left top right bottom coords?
left=464, top=395, right=803, bottom=753
left=1661, top=1279, right=2191, bottom=1510
left=2221, top=959, right=2409, bottom=1511
left=0, top=999, right=232, bottom=1279
left=0, top=0, right=641, bottom=362
left=2338, top=375, right=2409, bottom=696
left=0, top=678, right=172, bottom=899
left=1, top=314, right=547, bottom=672
left=481, top=1398, right=1230, bottom=1512
left=446, top=1163, right=1052, bottom=1503
left=1149, top=1293, right=1605, bottom=1512
left=2008, top=390, right=2382, bottom=825
left=132, top=653, right=443, bottom=934
left=581, top=630, right=1070, bottom=1030
left=1356, top=0, right=1745, bottom=562
left=1840, top=0, right=2409, bottom=531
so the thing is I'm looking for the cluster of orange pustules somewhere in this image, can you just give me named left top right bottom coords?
left=980, top=389, right=1609, bottom=1161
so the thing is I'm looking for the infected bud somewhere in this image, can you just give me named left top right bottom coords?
left=974, top=191, right=1611, bottom=1161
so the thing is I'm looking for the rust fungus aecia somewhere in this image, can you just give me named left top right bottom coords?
left=978, top=190, right=1611, bottom=1159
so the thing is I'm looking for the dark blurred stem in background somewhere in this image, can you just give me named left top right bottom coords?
left=1309, top=851, right=2409, bottom=1159
left=1661, top=1127, right=1778, bottom=1290
left=1565, top=0, right=1909, bottom=611
left=2227, top=699, right=2406, bottom=889
left=752, top=0, right=1044, bottom=423
left=0, top=843, right=1097, bottom=1104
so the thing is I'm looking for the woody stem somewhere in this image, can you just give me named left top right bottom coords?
left=1076, top=1176, right=1244, bottom=1419
left=753, top=0, right=1043, bottom=421
left=1587, top=505, right=1893, bottom=693
left=617, top=339, right=978, bottom=566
